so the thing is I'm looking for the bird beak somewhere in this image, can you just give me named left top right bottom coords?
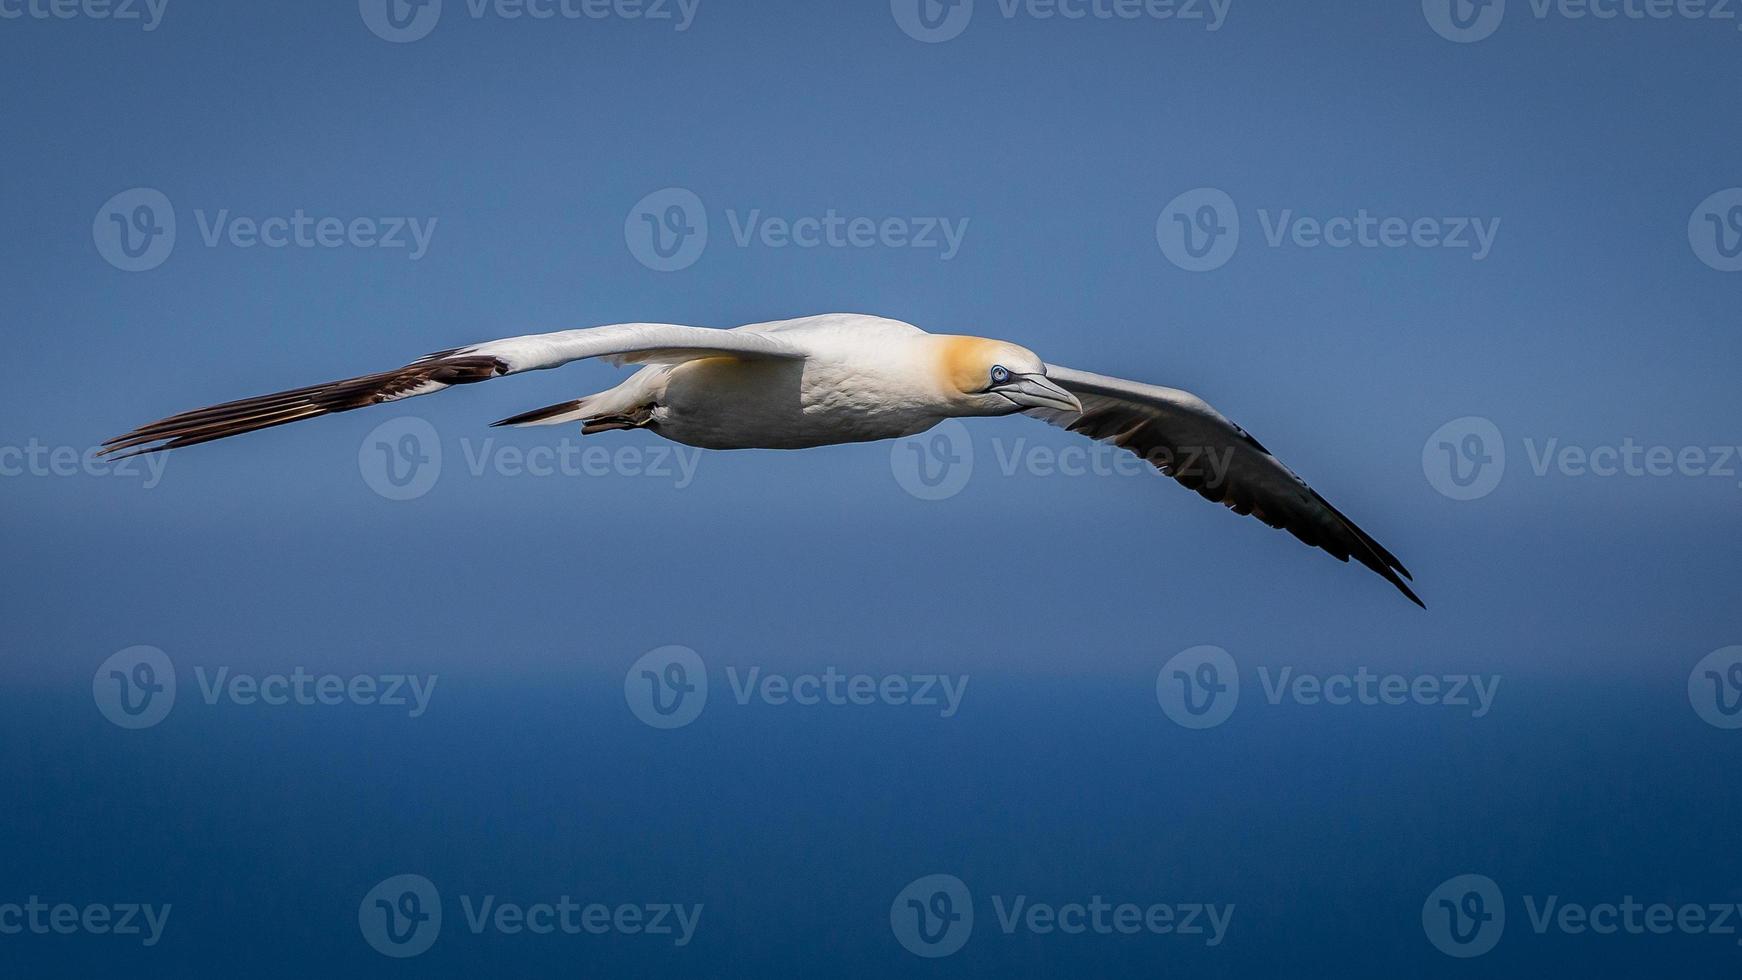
left=995, top=374, right=1084, bottom=414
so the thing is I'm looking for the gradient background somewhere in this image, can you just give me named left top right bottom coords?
left=4, top=0, right=1742, bottom=975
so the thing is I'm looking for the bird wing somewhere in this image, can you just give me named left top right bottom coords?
left=1027, top=365, right=1422, bottom=607
left=101, top=323, right=807, bottom=458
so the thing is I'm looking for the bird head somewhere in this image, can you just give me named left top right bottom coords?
left=933, top=336, right=1084, bottom=417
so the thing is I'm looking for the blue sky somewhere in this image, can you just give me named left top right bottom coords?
left=4, top=0, right=1742, bottom=975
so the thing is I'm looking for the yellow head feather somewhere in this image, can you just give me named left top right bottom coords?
left=935, top=335, right=1030, bottom=395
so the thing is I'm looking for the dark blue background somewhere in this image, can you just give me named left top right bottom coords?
left=4, top=0, right=1741, bottom=975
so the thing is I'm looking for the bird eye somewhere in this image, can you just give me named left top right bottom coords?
left=990, top=365, right=1011, bottom=385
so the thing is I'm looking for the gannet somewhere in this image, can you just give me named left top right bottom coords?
left=102, top=313, right=1421, bottom=605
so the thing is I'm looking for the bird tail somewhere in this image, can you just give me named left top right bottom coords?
left=490, top=399, right=592, bottom=427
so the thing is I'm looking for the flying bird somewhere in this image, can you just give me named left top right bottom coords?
left=102, top=313, right=1421, bottom=605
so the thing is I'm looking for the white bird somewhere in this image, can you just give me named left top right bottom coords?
left=102, top=313, right=1421, bottom=605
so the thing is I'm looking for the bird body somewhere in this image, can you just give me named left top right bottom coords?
left=104, top=312, right=1424, bottom=606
